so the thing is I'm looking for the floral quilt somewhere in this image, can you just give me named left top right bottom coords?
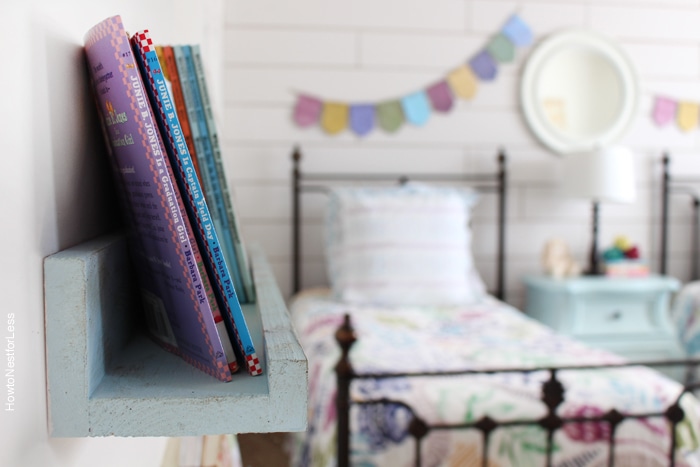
left=289, top=288, right=700, bottom=467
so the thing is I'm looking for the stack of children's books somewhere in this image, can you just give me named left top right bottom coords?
left=84, top=15, right=261, bottom=381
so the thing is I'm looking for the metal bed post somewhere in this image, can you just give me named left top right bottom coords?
left=292, top=146, right=302, bottom=294
left=497, top=148, right=507, bottom=301
left=693, top=197, right=700, bottom=280
left=661, top=153, right=670, bottom=275
left=335, top=314, right=356, bottom=467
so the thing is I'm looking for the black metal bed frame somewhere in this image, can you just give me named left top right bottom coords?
left=334, top=314, right=700, bottom=467
left=291, top=146, right=700, bottom=467
left=660, top=153, right=700, bottom=280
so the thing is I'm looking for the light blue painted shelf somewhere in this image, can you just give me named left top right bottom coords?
left=44, top=233, right=307, bottom=437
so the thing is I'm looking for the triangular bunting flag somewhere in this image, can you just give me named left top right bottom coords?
left=426, top=80, right=454, bottom=113
left=502, top=14, right=533, bottom=46
left=487, top=33, right=515, bottom=63
left=321, top=102, right=348, bottom=134
left=401, top=92, right=431, bottom=126
left=447, top=65, right=478, bottom=99
left=376, top=100, right=404, bottom=133
left=677, top=101, right=699, bottom=132
left=293, top=94, right=323, bottom=127
left=469, top=50, right=498, bottom=81
left=652, top=96, right=677, bottom=127
left=349, top=104, right=375, bottom=137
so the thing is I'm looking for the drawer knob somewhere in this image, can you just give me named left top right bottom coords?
left=608, top=310, right=622, bottom=321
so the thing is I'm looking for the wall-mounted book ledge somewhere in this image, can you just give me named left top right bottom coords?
left=44, top=232, right=307, bottom=437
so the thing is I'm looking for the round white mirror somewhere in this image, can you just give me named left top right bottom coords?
left=520, top=30, right=638, bottom=154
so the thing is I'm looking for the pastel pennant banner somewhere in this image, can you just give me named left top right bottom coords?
left=652, top=95, right=700, bottom=132
left=292, top=13, right=532, bottom=136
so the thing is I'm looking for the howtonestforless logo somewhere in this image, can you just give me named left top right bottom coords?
left=5, top=313, right=15, bottom=412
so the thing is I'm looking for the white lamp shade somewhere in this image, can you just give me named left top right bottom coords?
left=560, top=146, right=636, bottom=203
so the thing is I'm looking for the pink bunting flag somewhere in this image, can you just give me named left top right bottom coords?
left=652, top=96, right=677, bottom=127
left=426, top=80, right=454, bottom=113
left=293, top=94, right=323, bottom=127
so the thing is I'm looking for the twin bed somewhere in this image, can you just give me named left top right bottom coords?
left=286, top=148, right=700, bottom=467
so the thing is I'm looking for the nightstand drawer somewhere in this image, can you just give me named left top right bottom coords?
left=574, top=297, right=655, bottom=336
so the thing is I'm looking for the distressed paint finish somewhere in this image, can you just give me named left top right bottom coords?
left=44, top=233, right=307, bottom=437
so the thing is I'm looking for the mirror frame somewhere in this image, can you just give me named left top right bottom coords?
left=520, top=29, right=638, bottom=155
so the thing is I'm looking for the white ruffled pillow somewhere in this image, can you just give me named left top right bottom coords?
left=324, top=183, right=486, bottom=306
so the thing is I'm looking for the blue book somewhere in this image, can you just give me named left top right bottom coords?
left=191, top=44, right=256, bottom=303
left=172, top=45, right=249, bottom=304
left=132, top=30, right=261, bottom=376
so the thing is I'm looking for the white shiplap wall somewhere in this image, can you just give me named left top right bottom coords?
left=221, top=0, right=700, bottom=309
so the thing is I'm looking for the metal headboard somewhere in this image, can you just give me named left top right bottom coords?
left=660, top=153, right=700, bottom=279
left=291, top=146, right=508, bottom=301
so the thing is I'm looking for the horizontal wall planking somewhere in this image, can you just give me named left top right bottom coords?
left=621, top=115, right=700, bottom=150
left=588, top=0, right=699, bottom=7
left=231, top=182, right=521, bottom=223
left=521, top=185, right=655, bottom=222
left=658, top=216, right=700, bottom=253
left=222, top=107, right=533, bottom=145
left=661, top=151, right=700, bottom=175
left=640, top=79, right=700, bottom=103
left=357, top=33, right=528, bottom=70
left=225, top=29, right=357, bottom=66
left=222, top=145, right=500, bottom=181
left=224, top=67, right=520, bottom=106
left=590, top=5, right=700, bottom=41
left=625, top=43, right=700, bottom=79
left=219, top=143, right=546, bottom=180
left=225, top=0, right=468, bottom=32
left=471, top=1, right=588, bottom=36
left=665, top=256, right=697, bottom=284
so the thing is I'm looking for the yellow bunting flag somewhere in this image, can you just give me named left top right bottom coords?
left=447, top=65, right=478, bottom=100
left=320, top=102, right=348, bottom=134
left=677, top=101, right=699, bottom=132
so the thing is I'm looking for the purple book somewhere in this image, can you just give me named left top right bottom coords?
left=84, top=15, right=232, bottom=382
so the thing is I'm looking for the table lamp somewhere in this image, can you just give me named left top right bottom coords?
left=560, top=146, right=637, bottom=275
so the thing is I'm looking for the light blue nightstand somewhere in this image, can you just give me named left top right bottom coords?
left=523, top=275, right=684, bottom=366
